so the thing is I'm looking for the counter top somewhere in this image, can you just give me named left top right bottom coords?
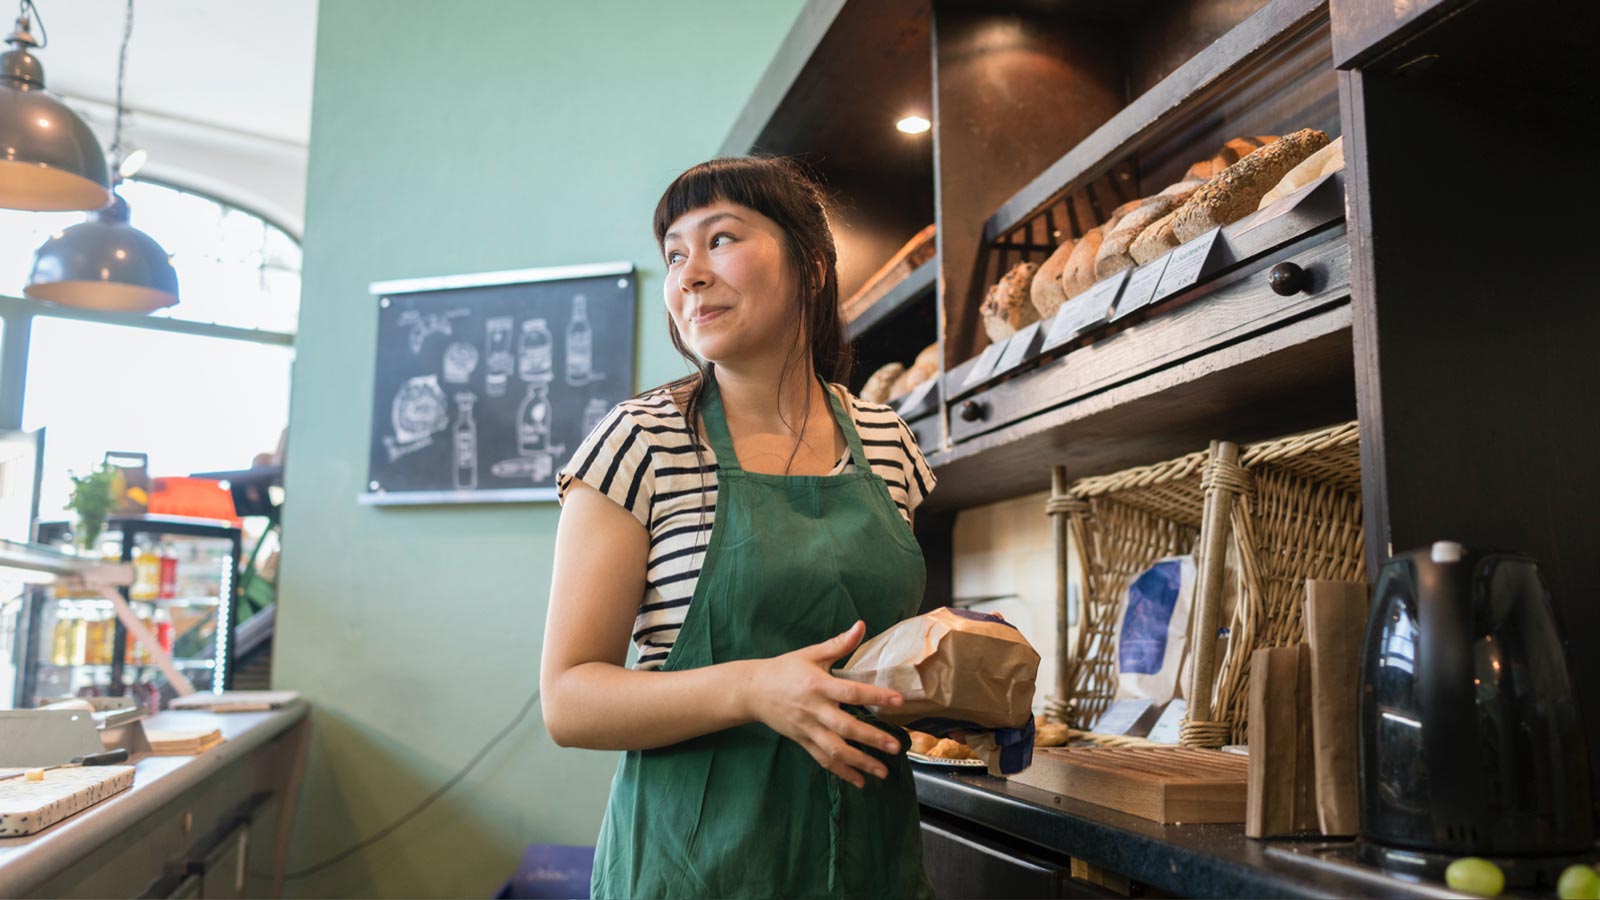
left=0, top=701, right=309, bottom=897
left=914, top=768, right=1469, bottom=899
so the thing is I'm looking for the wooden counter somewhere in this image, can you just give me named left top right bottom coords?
left=0, top=702, right=309, bottom=899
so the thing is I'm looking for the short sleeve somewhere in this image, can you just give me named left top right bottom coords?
left=895, top=416, right=937, bottom=512
left=556, top=404, right=654, bottom=528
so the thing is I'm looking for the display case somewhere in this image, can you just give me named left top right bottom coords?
left=11, top=516, right=241, bottom=710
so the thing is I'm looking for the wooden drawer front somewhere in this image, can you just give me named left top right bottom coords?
left=950, top=229, right=1350, bottom=444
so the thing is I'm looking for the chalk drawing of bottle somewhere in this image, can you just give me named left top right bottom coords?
left=566, top=295, right=593, bottom=385
left=582, top=397, right=609, bottom=435
left=485, top=317, right=514, bottom=398
left=453, top=394, right=478, bottom=490
left=518, top=383, right=553, bottom=454
left=519, top=319, right=554, bottom=383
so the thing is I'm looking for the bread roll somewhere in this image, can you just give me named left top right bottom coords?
left=912, top=342, right=939, bottom=373
left=1030, top=237, right=1077, bottom=319
left=928, top=738, right=975, bottom=760
left=1094, top=179, right=1204, bottom=281
left=1059, top=226, right=1105, bottom=299
left=888, top=342, right=941, bottom=400
left=1035, top=722, right=1071, bottom=747
left=861, top=362, right=905, bottom=404
left=1172, top=128, right=1331, bottom=243
left=1129, top=209, right=1181, bottom=265
left=1184, top=135, right=1278, bottom=181
left=909, top=730, right=939, bottom=756
left=1258, top=136, right=1345, bottom=210
left=979, top=261, right=1040, bottom=342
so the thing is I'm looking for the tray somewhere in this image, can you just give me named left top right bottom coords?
left=0, top=765, right=135, bottom=837
left=1008, top=746, right=1247, bottom=824
left=907, top=751, right=986, bottom=768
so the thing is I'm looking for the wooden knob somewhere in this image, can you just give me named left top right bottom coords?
left=1268, top=262, right=1306, bottom=296
left=959, top=400, right=986, bottom=423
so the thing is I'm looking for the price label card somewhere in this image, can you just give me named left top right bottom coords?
left=1042, top=268, right=1129, bottom=352
left=960, top=339, right=1008, bottom=390
left=994, top=320, right=1044, bottom=375
left=1145, top=699, right=1188, bottom=745
left=1092, top=698, right=1154, bottom=736
left=1112, top=253, right=1171, bottom=321
left=894, top=376, right=937, bottom=418
left=1153, top=227, right=1223, bottom=303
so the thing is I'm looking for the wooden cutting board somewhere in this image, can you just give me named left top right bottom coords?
left=0, top=766, right=136, bottom=837
left=1009, top=747, right=1248, bottom=824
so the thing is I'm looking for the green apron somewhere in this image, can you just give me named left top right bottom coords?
left=591, top=376, right=934, bottom=899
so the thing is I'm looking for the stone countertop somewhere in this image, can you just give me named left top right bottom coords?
left=913, top=768, right=1469, bottom=899
left=0, top=701, right=308, bottom=897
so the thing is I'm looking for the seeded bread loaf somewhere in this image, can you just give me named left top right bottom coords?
left=861, top=362, right=905, bottom=404
left=1130, top=209, right=1181, bottom=265
left=1184, top=135, right=1279, bottom=182
left=1094, top=180, right=1206, bottom=280
left=1172, top=128, right=1331, bottom=243
left=980, top=261, right=1041, bottom=342
left=1030, top=237, right=1077, bottom=319
left=1258, top=136, right=1344, bottom=209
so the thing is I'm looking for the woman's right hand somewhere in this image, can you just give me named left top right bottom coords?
left=739, top=620, right=905, bottom=789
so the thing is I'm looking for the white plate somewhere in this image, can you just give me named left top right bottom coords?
left=906, top=751, right=986, bottom=768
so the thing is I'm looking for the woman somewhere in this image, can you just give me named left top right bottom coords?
left=541, top=156, right=937, bottom=899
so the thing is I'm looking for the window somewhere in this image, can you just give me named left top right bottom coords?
left=1, top=180, right=298, bottom=526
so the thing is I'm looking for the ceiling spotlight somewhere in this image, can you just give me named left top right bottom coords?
left=896, top=115, right=931, bottom=135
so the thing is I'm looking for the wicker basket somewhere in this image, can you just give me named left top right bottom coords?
left=1043, top=421, right=1364, bottom=747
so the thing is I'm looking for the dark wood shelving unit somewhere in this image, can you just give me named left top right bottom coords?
left=844, top=257, right=937, bottom=343
left=724, top=0, right=1600, bottom=889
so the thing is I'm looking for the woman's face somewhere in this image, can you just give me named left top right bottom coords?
left=662, top=200, right=801, bottom=366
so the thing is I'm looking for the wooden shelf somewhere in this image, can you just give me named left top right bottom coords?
left=986, top=0, right=1331, bottom=242
left=845, top=257, right=937, bottom=342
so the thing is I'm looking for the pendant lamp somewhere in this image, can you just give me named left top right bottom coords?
left=0, top=1, right=112, bottom=211
left=24, top=0, right=177, bottom=313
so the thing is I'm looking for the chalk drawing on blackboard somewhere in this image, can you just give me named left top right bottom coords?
left=485, top=316, right=514, bottom=397
left=453, top=393, right=478, bottom=490
left=442, top=342, right=479, bottom=384
left=383, top=433, right=434, bottom=463
left=519, top=319, right=555, bottom=383
left=390, top=373, right=449, bottom=450
left=566, top=295, right=599, bottom=386
left=491, top=454, right=557, bottom=483
left=396, top=308, right=469, bottom=355
left=517, top=383, right=555, bottom=453
left=582, top=397, right=609, bottom=434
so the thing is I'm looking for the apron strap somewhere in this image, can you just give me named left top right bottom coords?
left=701, top=374, right=873, bottom=475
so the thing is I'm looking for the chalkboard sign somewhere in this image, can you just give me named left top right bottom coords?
left=361, top=262, right=636, bottom=505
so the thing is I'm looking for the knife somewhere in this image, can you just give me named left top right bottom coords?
left=0, top=748, right=131, bottom=782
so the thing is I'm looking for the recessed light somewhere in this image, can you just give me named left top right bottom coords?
left=896, top=115, right=931, bottom=135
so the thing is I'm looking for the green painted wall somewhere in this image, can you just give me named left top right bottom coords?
left=275, top=3, right=805, bottom=895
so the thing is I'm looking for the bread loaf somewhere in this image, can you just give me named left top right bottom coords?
left=909, top=730, right=939, bottom=755
left=928, top=738, right=975, bottom=760
left=1129, top=209, right=1181, bottom=265
left=861, top=362, right=905, bottom=404
left=1030, top=238, right=1077, bottom=319
left=1172, top=128, right=1331, bottom=243
left=1094, top=180, right=1205, bottom=280
left=1184, top=135, right=1279, bottom=181
left=887, top=343, right=939, bottom=400
left=1258, top=136, right=1344, bottom=210
left=980, top=262, right=1041, bottom=342
left=1059, top=226, right=1105, bottom=299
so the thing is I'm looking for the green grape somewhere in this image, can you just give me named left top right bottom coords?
left=1445, top=857, right=1504, bottom=898
left=1557, top=864, right=1600, bottom=900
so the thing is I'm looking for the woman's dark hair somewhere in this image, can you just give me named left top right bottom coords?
left=649, top=156, right=851, bottom=463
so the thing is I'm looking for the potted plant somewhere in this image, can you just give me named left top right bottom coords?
left=66, top=463, right=119, bottom=553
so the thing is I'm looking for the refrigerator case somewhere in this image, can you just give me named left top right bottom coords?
left=15, top=516, right=242, bottom=711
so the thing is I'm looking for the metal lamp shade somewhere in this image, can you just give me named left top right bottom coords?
left=1, top=41, right=113, bottom=211
left=26, top=197, right=178, bottom=313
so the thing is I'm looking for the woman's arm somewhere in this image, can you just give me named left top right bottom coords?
left=540, top=482, right=907, bottom=787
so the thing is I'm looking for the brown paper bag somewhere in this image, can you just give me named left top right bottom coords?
left=1305, top=580, right=1369, bottom=836
left=834, top=607, right=1040, bottom=729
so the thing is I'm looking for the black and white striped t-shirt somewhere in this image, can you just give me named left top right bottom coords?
left=556, top=384, right=936, bottom=670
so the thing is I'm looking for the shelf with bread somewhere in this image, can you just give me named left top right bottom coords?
left=918, top=0, right=1349, bottom=503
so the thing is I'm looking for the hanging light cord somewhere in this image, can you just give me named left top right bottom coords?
left=107, top=0, right=134, bottom=166
left=17, top=0, right=45, bottom=48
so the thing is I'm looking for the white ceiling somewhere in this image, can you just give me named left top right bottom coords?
left=23, top=0, right=318, bottom=147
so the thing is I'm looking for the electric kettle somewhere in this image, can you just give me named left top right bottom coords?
left=1358, top=541, right=1595, bottom=881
